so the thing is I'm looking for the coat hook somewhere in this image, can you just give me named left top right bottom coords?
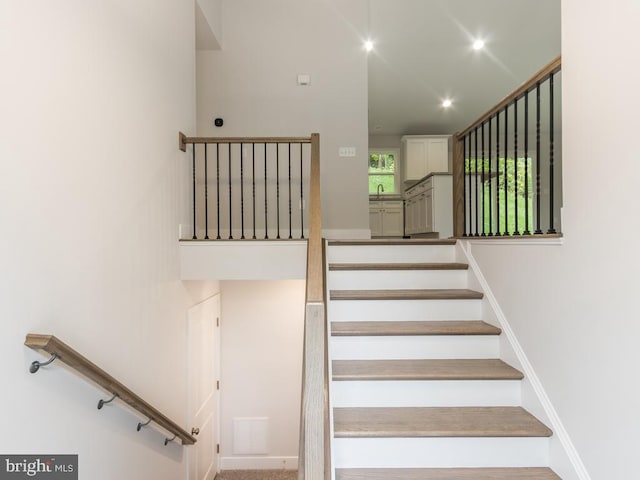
left=164, top=435, right=177, bottom=446
left=29, top=353, right=58, bottom=374
left=97, top=393, right=117, bottom=410
left=137, top=418, right=152, bottom=431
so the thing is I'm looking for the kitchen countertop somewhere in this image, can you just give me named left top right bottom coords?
left=404, top=171, right=452, bottom=194
left=369, top=195, right=403, bottom=202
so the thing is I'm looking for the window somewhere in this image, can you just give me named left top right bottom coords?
left=368, top=149, right=400, bottom=195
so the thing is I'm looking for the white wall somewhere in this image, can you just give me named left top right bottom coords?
left=369, top=135, right=403, bottom=150
left=180, top=242, right=307, bottom=280
left=196, top=0, right=370, bottom=238
left=219, top=280, right=305, bottom=470
left=0, top=2, right=218, bottom=479
left=468, top=1, right=640, bottom=478
left=196, top=0, right=223, bottom=50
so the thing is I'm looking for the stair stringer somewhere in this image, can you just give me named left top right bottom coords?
left=324, top=239, right=337, bottom=480
left=456, top=240, right=590, bottom=480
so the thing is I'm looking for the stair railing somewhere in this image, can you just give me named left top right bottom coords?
left=453, top=56, right=562, bottom=238
left=179, top=134, right=313, bottom=240
left=297, top=134, right=330, bottom=480
left=179, top=132, right=327, bottom=476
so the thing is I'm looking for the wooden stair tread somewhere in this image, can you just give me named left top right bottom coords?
left=329, top=262, right=469, bottom=271
left=335, top=467, right=561, bottom=480
left=333, top=359, right=524, bottom=381
left=333, top=407, right=552, bottom=438
left=331, top=321, right=501, bottom=336
left=330, top=289, right=483, bottom=301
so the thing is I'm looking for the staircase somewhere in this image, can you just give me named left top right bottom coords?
left=326, top=239, right=560, bottom=480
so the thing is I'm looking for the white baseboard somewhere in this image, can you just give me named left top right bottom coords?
left=322, top=228, right=371, bottom=240
left=457, top=240, right=591, bottom=480
left=220, top=456, right=298, bottom=471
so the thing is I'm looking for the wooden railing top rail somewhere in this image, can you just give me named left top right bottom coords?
left=179, top=132, right=313, bottom=152
left=457, top=55, right=561, bottom=139
left=25, top=334, right=196, bottom=445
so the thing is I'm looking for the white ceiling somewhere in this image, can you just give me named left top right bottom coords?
left=368, top=0, right=561, bottom=136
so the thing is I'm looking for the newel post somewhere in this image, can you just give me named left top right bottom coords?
left=452, top=133, right=465, bottom=238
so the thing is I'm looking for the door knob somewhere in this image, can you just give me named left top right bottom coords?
left=191, top=427, right=200, bottom=436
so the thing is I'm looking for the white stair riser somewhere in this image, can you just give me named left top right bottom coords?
left=328, top=270, right=468, bottom=290
left=331, top=380, right=522, bottom=407
left=326, top=244, right=552, bottom=475
left=333, top=437, right=550, bottom=468
left=331, top=335, right=499, bottom=360
left=327, top=245, right=456, bottom=264
left=329, top=299, right=483, bottom=322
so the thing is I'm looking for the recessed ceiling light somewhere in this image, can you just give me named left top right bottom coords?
left=442, top=99, right=452, bottom=108
left=473, top=39, right=485, bottom=50
left=364, top=39, right=374, bottom=52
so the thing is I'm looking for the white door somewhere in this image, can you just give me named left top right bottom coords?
left=187, top=294, right=220, bottom=480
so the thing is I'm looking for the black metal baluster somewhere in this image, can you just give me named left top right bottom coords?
left=264, top=144, right=268, bottom=239
left=467, top=132, right=473, bottom=237
left=216, top=143, right=221, bottom=239
left=488, top=118, right=493, bottom=236
left=191, top=143, right=197, bottom=239
left=228, top=143, right=233, bottom=239
left=513, top=98, right=520, bottom=235
left=523, top=91, right=531, bottom=235
left=276, top=143, right=281, bottom=239
left=481, top=121, right=486, bottom=236
left=463, top=135, right=467, bottom=237
left=300, top=143, right=304, bottom=239
left=548, top=72, right=557, bottom=234
left=535, top=82, right=543, bottom=234
left=496, top=111, right=501, bottom=235
left=252, top=143, right=256, bottom=239
left=288, top=143, right=292, bottom=239
left=240, top=143, right=245, bottom=239
left=204, top=144, right=209, bottom=239
left=474, top=127, right=479, bottom=236
left=504, top=105, right=509, bottom=235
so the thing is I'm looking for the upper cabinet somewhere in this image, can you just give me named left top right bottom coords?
left=401, top=135, right=451, bottom=183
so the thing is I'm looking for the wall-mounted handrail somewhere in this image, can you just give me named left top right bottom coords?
left=25, top=334, right=196, bottom=446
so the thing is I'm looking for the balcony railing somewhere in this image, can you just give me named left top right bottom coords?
left=179, top=134, right=316, bottom=240
left=453, top=56, right=562, bottom=238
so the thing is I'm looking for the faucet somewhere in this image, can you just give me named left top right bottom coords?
left=377, top=184, right=384, bottom=198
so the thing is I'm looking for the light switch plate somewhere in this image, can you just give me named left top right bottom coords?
left=297, top=74, right=311, bottom=86
left=339, top=147, right=356, bottom=157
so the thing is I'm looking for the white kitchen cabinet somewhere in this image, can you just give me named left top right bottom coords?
left=369, top=201, right=404, bottom=237
left=402, top=135, right=450, bottom=183
left=403, top=174, right=452, bottom=238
